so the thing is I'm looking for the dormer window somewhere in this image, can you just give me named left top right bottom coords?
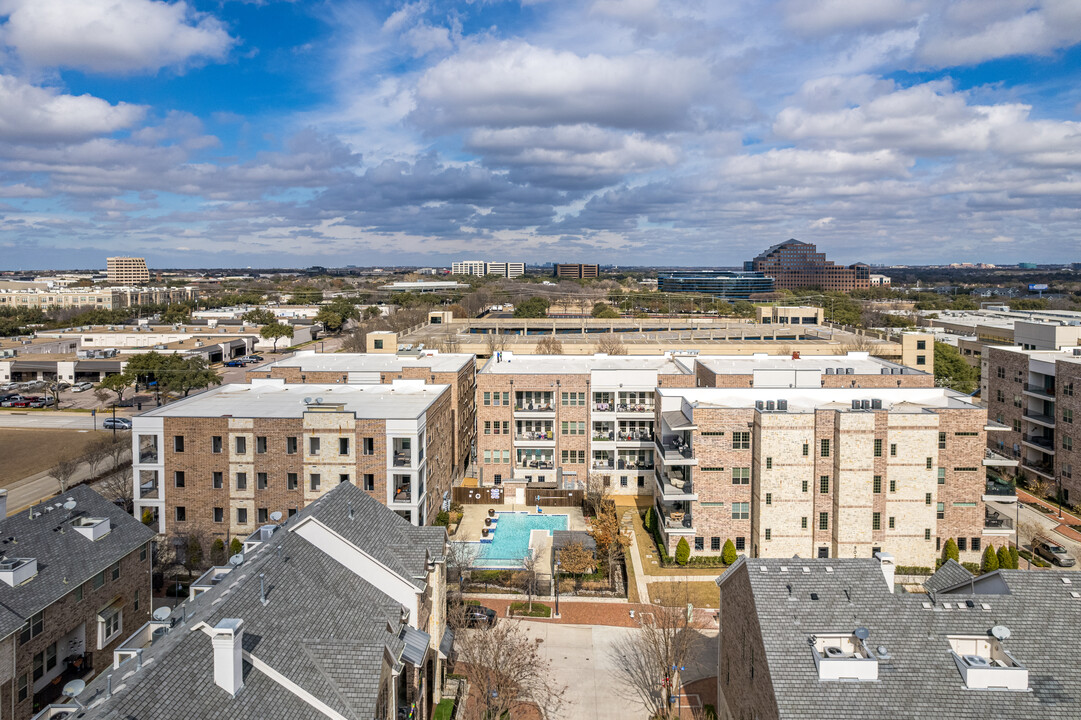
left=947, top=632, right=1028, bottom=690
left=809, top=629, right=879, bottom=681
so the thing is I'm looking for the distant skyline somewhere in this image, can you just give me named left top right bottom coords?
left=1, top=0, right=1081, bottom=270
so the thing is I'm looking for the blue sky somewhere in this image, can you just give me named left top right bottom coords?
left=1, top=0, right=1080, bottom=269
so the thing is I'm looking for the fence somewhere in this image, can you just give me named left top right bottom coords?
left=525, top=486, right=583, bottom=507
left=451, top=485, right=583, bottom=507
left=452, top=486, right=505, bottom=504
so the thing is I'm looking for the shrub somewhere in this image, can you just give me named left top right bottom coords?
left=895, top=566, right=933, bottom=575
left=1009, top=545, right=1019, bottom=569
left=675, top=538, right=690, bottom=566
left=722, top=539, right=737, bottom=566
left=229, top=537, right=243, bottom=557
left=981, top=546, right=999, bottom=573
left=433, top=510, right=450, bottom=527
left=961, top=561, right=980, bottom=574
left=702, top=704, right=718, bottom=720
left=643, top=507, right=655, bottom=533
left=141, top=508, right=155, bottom=526
left=997, top=545, right=1012, bottom=570
left=210, top=538, right=226, bottom=566
left=942, top=538, right=959, bottom=563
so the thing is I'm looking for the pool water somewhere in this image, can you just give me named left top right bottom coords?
left=472, top=512, right=568, bottom=568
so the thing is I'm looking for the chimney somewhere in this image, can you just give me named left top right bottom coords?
left=0, top=490, right=7, bottom=518
left=210, top=619, right=245, bottom=697
left=875, top=551, right=895, bottom=593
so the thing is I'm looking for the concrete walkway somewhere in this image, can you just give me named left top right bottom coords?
left=621, top=510, right=652, bottom=602
left=5, top=445, right=130, bottom=516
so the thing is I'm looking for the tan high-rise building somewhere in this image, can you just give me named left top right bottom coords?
left=106, top=256, right=150, bottom=284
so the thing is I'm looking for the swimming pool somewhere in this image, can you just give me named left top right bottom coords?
left=469, top=512, right=568, bottom=568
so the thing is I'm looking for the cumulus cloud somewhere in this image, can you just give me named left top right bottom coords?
left=0, top=74, right=145, bottom=142
left=782, top=0, right=926, bottom=36
left=0, top=0, right=235, bottom=74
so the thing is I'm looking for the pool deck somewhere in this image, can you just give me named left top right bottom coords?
left=456, top=504, right=588, bottom=543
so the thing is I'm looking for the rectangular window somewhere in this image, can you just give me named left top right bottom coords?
left=802, top=442, right=809, bottom=456
left=872, top=512, right=881, bottom=530
left=801, top=516, right=808, bottom=529
left=937, top=502, right=945, bottom=519
left=818, top=512, right=828, bottom=530
left=926, top=457, right=933, bottom=469
left=484, top=421, right=491, bottom=435
left=938, top=468, right=946, bottom=484
left=287, top=472, right=297, bottom=490
left=140, top=543, right=147, bottom=562
left=18, top=674, right=28, bottom=702
left=339, top=437, right=350, bottom=455
left=873, top=475, right=881, bottom=493
left=735, top=537, right=745, bottom=551
left=620, top=476, right=628, bottom=487
left=339, top=473, right=349, bottom=484
left=765, top=493, right=772, bottom=505
left=212, top=435, right=222, bottom=453
left=916, top=355, right=926, bottom=366
left=309, top=437, right=320, bottom=455
left=766, top=457, right=772, bottom=469
left=820, top=439, right=830, bottom=457
left=939, top=432, right=946, bottom=449
left=363, top=437, right=374, bottom=455
left=695, top=537, right=704, bottom=551
left=286, top=436, right=298, bottom=454
left=731, top=502, right=749, bottom=520
left=732, top=467, right=750, bottom=485
left=925, top=492, right=932, bottom=505
left=888, top=516, right=895, bottom=529
left=890, top=443, right=896, bottom=456
left=802, top=480, right=808, bottom=493
left=111, top=561, right=120, bottom=581
left=256, top=436, right=267, bottom=454
left=175, top=506, right=186, bottom=522
left=257, top=472, right=268, bottom=489
left=364, top=474, right=375, bottom=491
left=764, top=528, right=771, bottom=541
left=173, top=471, right=185, bottom=488
left=889, top=479, right=896, bottom=493
left=237, top=508, right=248, bottom=525
left=258, top=508, right=268, bottom=523
left=972, top=538, right=981, bottom=552
left=958, top=538, right=967, bottom=551
left=214, top=507, right=224, bottom=523
left=310, top=474, right=321, bottom=491
left=873, top=439, right=882, bottom=457
left=235, top=436, right=246, bottom=454
left=925, top=528, right=931, bottom=540
left=711, top=537, right=721, bottom=551
left=173, top=435, right=184, bottom=452
left=1065, top=436, right=1074, bottom=451
left=212, top=471, right=223, bottom=489
left=917, top=340, right=926, bottom=350
left=236, top=472, right=247, bottom=490
left=819, top=476, right=829, bottom=494
left=134, top=589, right=140, bottom=613
left=732, top=432, right=750, bottom=449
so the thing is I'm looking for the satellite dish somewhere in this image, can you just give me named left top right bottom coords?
left=854, top=627, right=870, bottom=641
left=152, top=607, right=171, bottom=621
left=991, top=625, right=1011, bottom=642
left=63, top=500, right=77, bottom=511
left=63, top=679, right=85, bottom=697
left=270, top=511, right=283, bottom=522
left=303, top=397, right=312, bottom=404
left=228, top=553, right=245, bottom=567
left=315, top=397, right=323, bottom=404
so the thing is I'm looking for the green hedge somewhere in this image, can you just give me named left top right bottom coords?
left=961, top=561, right=980, bottom=574
left=1018, top=549, right=1051, bottom=568
left=895, top=566, right=933, bottom=575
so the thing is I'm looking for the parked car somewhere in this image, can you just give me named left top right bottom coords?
left=1035, top=540, right=1076, bottom=567
left=244, top=354, right=264, bottom=362
left=223, top=359, right=248, bottom=367
left=1, top=395, right=24, bottom=406
left=103, top=417, right=132, bottom=430
left=26, top=397, right=47, bottom=408
left=6, top=397, right=33, bottom=407
left=73, top=382, right=94, bottom=392
left=463, top=605, right=497, bottom=628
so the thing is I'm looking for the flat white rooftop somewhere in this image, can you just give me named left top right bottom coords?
left=659, top=386, right=979, bottom=413
left=261, top=351, right=473, bottom=374
left=479, top=352, right=690, bottom=375
left=138, top=378, right=449, bottom=419
left=682, top=352, right=924, bottom=376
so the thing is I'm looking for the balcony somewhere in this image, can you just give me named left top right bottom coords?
left=617, top=455, right=654, bottom=471
left=984, top=447, right=1020, bottom=468
left=983, top=508, right=1014, bottom=536
left=616, top=403, right=655, bottom=414
left=654, top=468, right=696, bottom=500
left=392, top=476, right=419, bottom=504
left=1021, top=434, right=1055, bottom=455
left=592, top=459, right=615, bottom=470
left=656, top=436, right=696, bottom=464
left=1023, top=409, right=1056, bottom=428
left=515, top=430, right=554, bottom=443
left=984, top=478, right=1017, bottom=500
left=656, top=501, right=694, bottom=532
left=139, top=482, right=160, bottom=500
left=617, top=429, right=654, bottom=444
left=1023, top=382, right=1055, bottom=400
left=515, top=393, right=554, bottom=414
left=593, top=402, right=616, bottom=413
left=1020, top=458, right=1055, bottom=480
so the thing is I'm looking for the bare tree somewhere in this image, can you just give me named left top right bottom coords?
left=584, top=472, right=610, bottom=518
left=453, top=619, right=567, bottom=720
left=105, top=435, right=130, bottom=472
left=98, top=466, right=134, bottom=512
left=557, top=542, right=594, bottom=594
left=1029, top=475, right=1049, bottom=500
left=594, top=333, right=627, bottom=355
left=514, top=549, right=542, bottom=612
left=446, top=541, right=481, bottom=597
left=84, top=436, right=113, bottom=479
left=51, top=457, right=81, bottom=493
left=610, top=589, right=705, bottom=719
left=1017, top=516, right=1046, bottom=569
left=485, top=329, right=507, bottom=356
left=535, top=334, right=564, bottom=354
left=845, top=334, right=875, bottom=353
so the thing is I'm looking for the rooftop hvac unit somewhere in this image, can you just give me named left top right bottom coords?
left=846, top=367, right=855, bottom=375
left=871, top=399, right=882, bottom=410
left=766, top=400, right=775, bottom=411
left=861, top=400, right=871, bottom=410
left=777, top=399, right=788, bottom=411
left=824, top=647, right=846, bottom=658
left=825, top=367, right=835, bottom=375
left=755, top=400, right=765, bottom=410
left=881, top=368, right=889, bottom=374
left=1074, top=348, right=1081, bottom=356
left=851, top=400, right=861, bottom=410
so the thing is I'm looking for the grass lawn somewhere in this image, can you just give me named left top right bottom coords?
left=0, top=428, right=110, bottom=485
left=646, top=581, right=721, bottom=609
left=629, top=511, right=727, bottom=577
left=510, top=601, right=552, bottom=618
left=433, top=698, right=455, bottom=720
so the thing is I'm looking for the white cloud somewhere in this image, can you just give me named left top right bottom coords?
left=413, top=41, right=707, bottom=131
left=723, top=148, right=913, bottom=186
left=782, top=0, right=926, bottom=36
left=0, top=0, right=235, bottom=74
left=0, top=74, right=145, bottom=142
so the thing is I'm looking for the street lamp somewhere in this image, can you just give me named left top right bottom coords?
left=554, top=560, right=560, bottom=616
left=111, top=404, right=117, bottom=440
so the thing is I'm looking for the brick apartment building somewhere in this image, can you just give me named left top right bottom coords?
left=747, top=239, right=871, bottom=292
left=0, top=486, right=154, bottom=720
left=246, top=351, right=476, bottom=478
left=985, top=345, right=1081, bottom=502
left=653, top=386, right=1007, bottom=567
left=131, top=379, right=453, bottom=537
left=474, top=351, right=937, bottom=507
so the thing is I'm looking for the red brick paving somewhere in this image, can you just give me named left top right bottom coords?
left=1017, top=489, right=1081, bottom=524
left=467, top=596, right=719, bottom=629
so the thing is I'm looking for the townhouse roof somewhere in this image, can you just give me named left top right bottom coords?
left=0, top=485, right=155, bottom=640
left=136, top=378, right=450, bottom=420
left=479, top=352, right=690, bottom=375
left=681, top=352, right=924, bottom=376
left=77, top=482, right=446, bottom=720
left=719, top=558, right=1081, bottom=719
left=261, top=350, right=474, bottom=374
left=657, top=386, right=979, bottom=413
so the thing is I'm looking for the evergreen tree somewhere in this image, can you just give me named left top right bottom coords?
left=981, top=545, right=999, bottom=573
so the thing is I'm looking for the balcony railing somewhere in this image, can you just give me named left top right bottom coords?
left=592, top=460, right=614, bottom=470
left=392, top=452, right=412, bottom=467
left=518, top=460, right=554, bottom=470
left=514, top=404, right=554, bottom=412
left=1022, top=434, right=1054, bottom=451
left=1023, top=382, right=1055, bottom=398
left=985, top=479, right=1017, bottom=497
left=393, top=485, right=412, bottom=503
left=616, top=403, right=655, bottom=413
left=593, top=432, right=614, bottom=441
left=984, top=510, right=1014, bottom=531
left=1022, top=409, right=1056, bottom=426
left=657, top=502, right=694, bottom=530
left=516, top=431, right=554, bottom=441
left=1021, top=459, right=1054, bottom=477
left=138, top=451, right=158, bottom=464
left=617, top=430, right=654, bottom=442
left=139, top=483, right=159, bottom=500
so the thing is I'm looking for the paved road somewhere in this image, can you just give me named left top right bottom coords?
left=518, top=621, right=716, bottom=720
left=0, top=413, right=101, bottom=430
left=991, top=499, right=1081, bottom=568
left=5, top=444, right=131, bottom=516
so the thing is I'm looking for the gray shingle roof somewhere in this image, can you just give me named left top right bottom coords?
left=0, top=485, right=154, bottom=639
left=722, top=558, right=1081, bottom=720
left=922, top=559, right=974, bottom=594
left=552, top=530, right=596, bottom=553
left=77, top=482, right=445, bottom=719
